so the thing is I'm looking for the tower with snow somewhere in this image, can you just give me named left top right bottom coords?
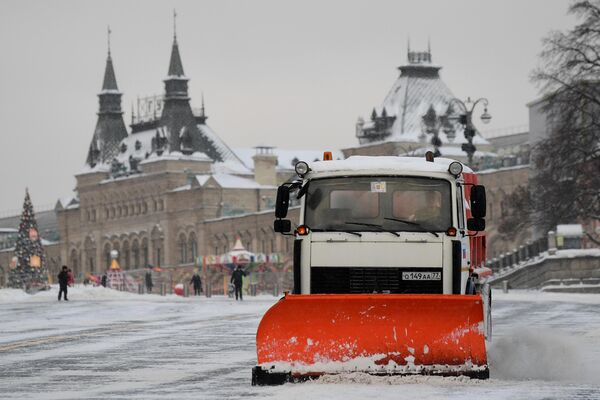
left=86, top=42, right=128, bottom=167
left=344, top=45, right=493, bottom=163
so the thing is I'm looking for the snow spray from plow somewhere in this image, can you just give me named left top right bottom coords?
left=252, top=294, right=488, bottom=385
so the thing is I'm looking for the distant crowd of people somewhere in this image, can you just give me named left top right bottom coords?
left=57, top=264, right=249, bottom=301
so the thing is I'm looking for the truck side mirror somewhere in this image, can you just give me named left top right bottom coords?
left=467, top=218, right=485, bottom=232
left=470, top=185, right=486, bottom=218
left=274, top=219, right=291, bottom=233
left=275, top=185, right=290, bottom=219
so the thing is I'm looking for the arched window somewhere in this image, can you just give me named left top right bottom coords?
left=188, top=232, right=198, bottom=263
left=178, top=233, right=187, bottom=264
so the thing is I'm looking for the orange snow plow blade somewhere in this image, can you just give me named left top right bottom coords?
left=252, top=294, right=488, bottom=385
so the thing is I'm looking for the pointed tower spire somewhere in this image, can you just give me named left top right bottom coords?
left=85, top=30, right=128, bottom=167
left=102, top=26, right=119, bottom=92
left=168, top=9, right=185, bottom=77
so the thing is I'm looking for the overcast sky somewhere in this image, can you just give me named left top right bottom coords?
left=0, top=0, right=574, bottom=214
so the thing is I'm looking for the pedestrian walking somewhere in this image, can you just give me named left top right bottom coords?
left=230, top=265, right=246, bottom=301
left=58, top=265, right=69, bottom=301
left=101, top=272, right=107, bottom=288
left=145, top=267, right=153, bottom=293
left=189, top=272, right=202, bottom=296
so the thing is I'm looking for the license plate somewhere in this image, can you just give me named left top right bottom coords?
left=402, top=271, right=441, bottom=281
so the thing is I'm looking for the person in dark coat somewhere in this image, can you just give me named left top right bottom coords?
left=230, top=265, right=246, bottom=301
left=101, top=272, right=107, bottom=288
left=145, top=268, right=153, bottom=293
left=190, top=272, right=202, bottom=296
left=57, top=265, right=69, bottom=301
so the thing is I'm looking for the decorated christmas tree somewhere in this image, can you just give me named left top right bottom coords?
left=8, top=189, right=48, bottom=291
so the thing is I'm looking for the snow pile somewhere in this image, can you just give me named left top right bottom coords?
left=0, top=285, right=185, bottom=303
left=316, top=372, right=477, bottom=385
left=489, top=326, right=600, bottom=384
left=0, top=288, right=33, bottom=303
left=0, top=285, right=280, bottom=305
left=265, top=356, right=486, bottom=376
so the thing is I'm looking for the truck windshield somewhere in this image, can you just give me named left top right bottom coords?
left=304, top=176, right=452, bottom=232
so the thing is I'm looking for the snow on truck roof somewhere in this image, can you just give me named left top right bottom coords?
left=305, top=156, right=473, bottom=176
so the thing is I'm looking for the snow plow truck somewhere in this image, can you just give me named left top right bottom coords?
left=252, top=153, right=492, bottom=385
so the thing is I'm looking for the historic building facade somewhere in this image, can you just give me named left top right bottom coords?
left=56, top=32, right=300, bottom=278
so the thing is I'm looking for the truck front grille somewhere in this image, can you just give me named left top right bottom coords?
left=310, top=267, right=443, bottom=294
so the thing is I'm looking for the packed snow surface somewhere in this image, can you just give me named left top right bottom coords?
left=0, top=287, right=599, bottom=399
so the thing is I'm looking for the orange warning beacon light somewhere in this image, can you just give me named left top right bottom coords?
left=323, top=151, right=333, bottom=161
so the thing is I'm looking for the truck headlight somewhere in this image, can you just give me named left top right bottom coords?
left=448, top=161, right=463, bottom=177
left=295, top=161, right=310, bottom=177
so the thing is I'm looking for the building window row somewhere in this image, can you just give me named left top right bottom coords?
left=93, top=198, right=165, bottom=222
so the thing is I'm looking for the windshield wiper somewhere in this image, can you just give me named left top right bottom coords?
left=345, top=222, right=400, bottom=237
left=383, top=217, right=439, bottom=237
left=312, top=228, right=362, bottom=237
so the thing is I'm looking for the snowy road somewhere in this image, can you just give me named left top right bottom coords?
left=1, top=287, right=599, bottom=399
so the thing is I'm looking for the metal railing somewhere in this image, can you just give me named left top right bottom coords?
left=486, top=237, right=548, bottom=273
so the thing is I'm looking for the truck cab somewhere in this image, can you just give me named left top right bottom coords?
left=274, top=154, right=488, bottom=297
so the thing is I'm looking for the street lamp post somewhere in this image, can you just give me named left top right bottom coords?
left=447, top=97, right=492, bottom=166
left=421, top=105, right=455, bottom=158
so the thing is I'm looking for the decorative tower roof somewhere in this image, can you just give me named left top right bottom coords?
left=167, top=37, right=186, bottom=77
left=101, top=29, right=119, bottom=92
left=355, top=43, right=489, bottom=149
left=104, top=16, right=248, bottom=175
left=163, top=10, right=189, bottom=101
left=85, top=27, right=129, bottom=168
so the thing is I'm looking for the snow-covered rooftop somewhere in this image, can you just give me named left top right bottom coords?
left=358, top=55, right=490, bottom=147
left=233, top=148, right=344, bottom=171
left=556, top=224, right=584, bottom=237
left=195, top=173, right=276, bottom=189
